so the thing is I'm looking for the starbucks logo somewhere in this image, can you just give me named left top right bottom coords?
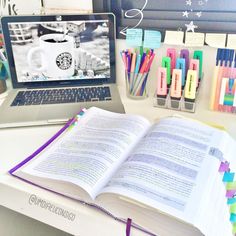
left=56, top=52, right=72, bottom=70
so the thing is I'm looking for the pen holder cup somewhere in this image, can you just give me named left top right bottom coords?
left=125, top=71, right=149, bottom=99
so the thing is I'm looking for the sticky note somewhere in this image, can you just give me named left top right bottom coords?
left=205, top=33, right=226, bottom=48
left=226, top=190, right=236, bottom=198
left=219, top=161, right=230, bottom=172
left=143, top=30, right=161, bottom=49
left=230, top=213, right=236, bottom=223
left=126, top=28, right=143, bottom=47
left=228, top=198, right=236, bottom=205
left=233, top=223, right=236, bottom=234
left=164, top=31, right=184, bottom=45
left=227, top=182, right=236, bottom=190
left=185, top=32, right=205, bottom=47
left=223, top=172, right=235, bottom=182
left=227, top=34, right=236, bottom=49
left=231, top=204, right=236, bottom=214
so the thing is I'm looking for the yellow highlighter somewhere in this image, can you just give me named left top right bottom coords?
left=184, top=70, right=197, bottom=110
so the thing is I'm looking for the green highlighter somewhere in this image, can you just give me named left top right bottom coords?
left=193, top=50, right=203, bottom=80
left=162, top=57, right=171, bottom=86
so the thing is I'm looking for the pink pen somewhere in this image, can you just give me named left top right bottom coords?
left=145, top=53, right=155, bottom=72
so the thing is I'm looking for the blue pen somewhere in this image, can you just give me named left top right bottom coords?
left=135, top=54, right=141, bottom=74
left=216, top=48, right=222, bottom=66
left=127, top=53, right=131, bottom=73
left=176, top=58, right=186, bottom=87
left=219, top=49, right=225, bottom=66
left=222, top=49, right=229, bottom=67
left=229, top=50, right=234, bottom=67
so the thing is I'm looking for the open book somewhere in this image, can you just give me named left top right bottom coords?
left=10, top=107, right=235, bottom=236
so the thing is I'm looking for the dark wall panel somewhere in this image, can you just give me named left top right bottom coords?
left=93, top=0, right=236, bottom=39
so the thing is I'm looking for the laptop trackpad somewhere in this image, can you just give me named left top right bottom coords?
left=37, top=104, right=82, bottom=122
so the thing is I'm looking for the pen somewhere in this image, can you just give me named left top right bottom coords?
left=135, top=54, right=141, bottom=74
left=121, top=51, right=127, bottom=71
left=144, top=53, right=155, bottom=73
left=140, top=54, right=155, bottom=95
left=127, top=53, right=131, bottom=76
left=140, top=46, right=144, bottom=56
left=132, top=54, right=141, bottom=91
left=129, top=52, right=137, bottom=92
left=139, top=54, right=150, bottom=74
left=132, top=55, right=150, bottom=95
left=139, top=52, right=146, bottom=71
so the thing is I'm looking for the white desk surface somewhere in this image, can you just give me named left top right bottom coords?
left=0, top=40, right=236, bottom=236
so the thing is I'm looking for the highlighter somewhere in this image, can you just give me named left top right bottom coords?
left=170, top=69, right=182, bottom=109
left=167, top=48, right=176, bottom=75
left=184, top=69, right=197, bottom=110
left=189, top=59, right=199, bottom=88
left=156, top=67, right=167, bottom=106
left=193, top=50, right=203, bottom=80
left=180, top=49, right=189, bottom=75
left=176, top=58, right=186, bottom=87
left=161, top=57, right=171, bottom=87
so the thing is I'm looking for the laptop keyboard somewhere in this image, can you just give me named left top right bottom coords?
left=11, top=86, right=112, bottom=106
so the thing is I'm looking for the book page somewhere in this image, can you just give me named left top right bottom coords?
left=19, top=107, right=151, bottom=199
left=101, top=116, right=224, bottom=223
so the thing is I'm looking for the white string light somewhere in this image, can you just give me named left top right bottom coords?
left=119, top=0, right=148, bottom=36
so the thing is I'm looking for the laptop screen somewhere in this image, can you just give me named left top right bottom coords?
left=1, top=14, right=116, bottom=88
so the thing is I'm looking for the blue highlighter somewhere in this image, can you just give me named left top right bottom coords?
left=176, top=58, right=186, bottom=88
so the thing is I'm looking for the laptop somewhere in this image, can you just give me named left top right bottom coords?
left=0, top=13, right=124, bottom=128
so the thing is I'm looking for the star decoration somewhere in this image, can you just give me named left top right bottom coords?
left=196, top=11, right=202, bottom=17
left=186, top=0, right=192, bottom=6
left=183, top=11, right=189, bottom=18
left=185, top=21, right=198, bottom=32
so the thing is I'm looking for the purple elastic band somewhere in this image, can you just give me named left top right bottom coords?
left=126, top=218, right=132, bottom=236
